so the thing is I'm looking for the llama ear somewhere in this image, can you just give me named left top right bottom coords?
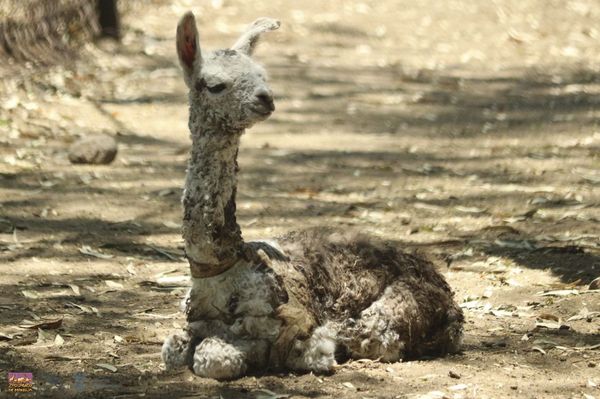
left=231, top=17, right=280, bottom=56
left=176, top=12, right=202, bottom=86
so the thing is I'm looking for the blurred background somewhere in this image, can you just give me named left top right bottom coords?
left=0, top=1, right=598, bottom=398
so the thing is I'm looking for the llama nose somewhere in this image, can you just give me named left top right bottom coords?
left=255, top=88, right=274, bottom=111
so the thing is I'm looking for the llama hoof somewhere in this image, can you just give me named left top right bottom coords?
left=162, top=330, right=192, bottom=370
left=192, top=337, right=247, bottom=380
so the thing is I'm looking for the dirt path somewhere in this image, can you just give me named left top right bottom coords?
left=0, top=1, right=599, bottom=398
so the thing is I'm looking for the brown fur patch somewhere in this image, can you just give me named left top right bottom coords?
left=262, top=228, right=464, bottom=360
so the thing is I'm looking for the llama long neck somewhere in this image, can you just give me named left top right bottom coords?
left=182, top=125, right=245, bottom=278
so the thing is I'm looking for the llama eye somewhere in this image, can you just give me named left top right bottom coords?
left=207, top=83, right=227, bottom=94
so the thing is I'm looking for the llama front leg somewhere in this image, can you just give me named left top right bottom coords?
left=162, top=330, right=194, bottom=370
left=192, top=337, right=247, bottom=380
left=162, top=332, right=248, bottom=379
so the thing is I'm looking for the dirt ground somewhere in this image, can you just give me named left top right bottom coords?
left=0, top=0, right=599, bottom=398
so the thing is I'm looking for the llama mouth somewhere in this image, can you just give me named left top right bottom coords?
left=250, top=106, right=273, bottom=117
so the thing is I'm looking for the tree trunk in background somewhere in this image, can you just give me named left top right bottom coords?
left=97, top=0, right=120, bottom=39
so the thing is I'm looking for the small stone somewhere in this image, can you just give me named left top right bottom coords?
left=589, top=277, right=600, bottom=290
left=68, top=134, right=117, bottom=165
left=448, top=370, right=461, bottom=379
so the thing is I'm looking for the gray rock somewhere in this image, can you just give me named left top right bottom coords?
left=68, top=134, right=117, bottom=165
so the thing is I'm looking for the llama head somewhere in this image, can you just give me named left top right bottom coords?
left=176, top=12, right=280, bottom=132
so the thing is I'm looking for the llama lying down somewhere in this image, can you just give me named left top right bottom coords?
left=162, top=12, right=464, bottom=380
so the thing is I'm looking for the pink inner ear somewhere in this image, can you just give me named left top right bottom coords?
left=181, top=34, right=196, bottom=69
left=178, top=16, right=197, bottom=70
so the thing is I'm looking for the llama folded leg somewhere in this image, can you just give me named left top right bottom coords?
left=343, top=287, right=408, bottom=363
left=343, top=280, right=463, bottom=362
left=192, top=337, right=247, bottom=380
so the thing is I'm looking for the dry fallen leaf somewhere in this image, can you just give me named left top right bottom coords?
left=162, top=221, right=181, bottom=229
left=28, top=313, right=40, bottom=323
left=45, top=355, right=83, bottom=361
left=65, top=302, right=100, bottom=316
left=54, top=334, right=64, bottom=347
left=154, top=268, right=179, bottom=278
left=460, top=300, right=483, bottom=309
left=456, top=256, right=513, bottom=274
left=494, top=239, right=537, bottom=250
left=0, top=332, right=16, bottom=340
left=95, top=363, right=117, bottom=372
left=567, top=308, right=600, bottom=322
left=538, top=313, right=560, bottom=322
left=69, top=284, right=80, bottom=296
left=342, top=382, right=357, bottom=390
left=105, top=280, right=124, bottom=290
left=21, top=290, right=40, bottom=299
left=537, top=289, right=579, bottom=297
left=504, top=209, right=537, bottom=224
left=532, top=339, right=560, bottom=349
left=454, top=205, right=486, bottom=214
left=79, top=245, right=114, bottom=259
left=490, top=309, right=515, bottom=318
left=531, top=346, right=547, bottom=355
left=575, top=343, right=600, bottom=351
left=22, top=288, right=77, bottom=299
left=255, top=389, right=290, bottom=399
left=148, top=246, right=183, bottom=261
left=535, top=321, right=565, bottom=330
left=36, top=328, right=52, bottom=344
left=20, top=318, right=63, bottom=330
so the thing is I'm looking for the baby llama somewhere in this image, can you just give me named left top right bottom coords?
left=162, top=12, right=464, bottom=380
